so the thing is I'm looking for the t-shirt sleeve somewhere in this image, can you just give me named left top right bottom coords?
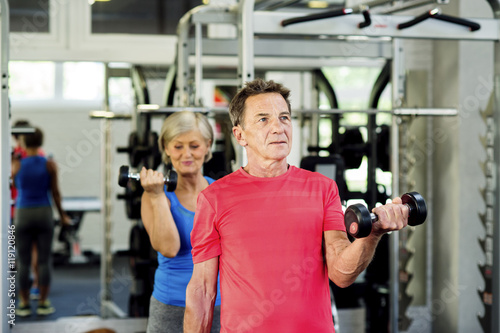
left=191, top=191, right=222, bottom=264
left=323, top=180, right=346, bottom=232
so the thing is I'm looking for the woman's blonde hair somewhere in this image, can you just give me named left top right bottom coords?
left=158, top=111, right=214, bottom=164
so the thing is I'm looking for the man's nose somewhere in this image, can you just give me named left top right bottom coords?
left=270, top=117, right=285, bottom=133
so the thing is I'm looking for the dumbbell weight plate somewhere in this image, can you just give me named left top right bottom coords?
left=118, top=165, right=130, bottom=188
left=146, top=132, right=162, bottom=170
left=344, top=203, right=373, bottom=238
left=128, top=132, right=141, bottom=167
left=401, top=191, right=427, bottom=226
left=165, top=170, right=177, bottom=192
left=126, top=181, right=143, bottom=220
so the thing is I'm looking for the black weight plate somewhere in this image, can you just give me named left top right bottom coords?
left=402, top=192, right=427, bottom=226
left=118, top=165, right=130, bottom=188
left=145, top=132, right=161, bottom=170
left=125, top=180, right=143, bottom=220
left=340, top=128, right=365, bottom=170
left=376, top=125, right=390, bottom=172
left=129, top=132, right=141, bottom=167
left=345, top=203, right=372, bottom=238
left=166, top=170, right=178, bottom=192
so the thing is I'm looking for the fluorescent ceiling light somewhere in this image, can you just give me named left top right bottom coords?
left=308, top=1, right=329, bottom=8
left=89, top=0, right=111, bottom=4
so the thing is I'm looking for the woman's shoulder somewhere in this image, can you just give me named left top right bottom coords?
left=204, top=176, right=216, bottom=185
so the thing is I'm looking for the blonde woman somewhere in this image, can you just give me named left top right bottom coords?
left=140, top=111, right=221, bottom=333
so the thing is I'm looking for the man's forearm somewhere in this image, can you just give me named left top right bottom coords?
left=326, top=234, right=382, bottom=288
left=184, top=285, right=215, bottom=333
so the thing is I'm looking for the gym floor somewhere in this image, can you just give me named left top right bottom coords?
left=12, top=254, right=148, bottom=333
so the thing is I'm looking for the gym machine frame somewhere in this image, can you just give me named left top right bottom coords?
left=0, top=1, right=9, bottom=332
left=172, top=1, right=500, bottom=332
left=91, top=65, right=133, bottom=319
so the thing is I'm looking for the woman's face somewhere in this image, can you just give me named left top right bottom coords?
left=165, top=130, right=210, bottom=177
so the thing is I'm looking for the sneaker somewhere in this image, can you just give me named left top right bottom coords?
left=16, top=303, right=31, bottom=317
left=30, top=287, right=40, bottom=300
left=36, top=300, right=55, bottom=316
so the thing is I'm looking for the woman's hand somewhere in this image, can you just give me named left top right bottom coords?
left=60, top=213, right=73, bottom=226
left=140, top=167, right=165, bottom=196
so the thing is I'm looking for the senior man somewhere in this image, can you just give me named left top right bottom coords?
left=184, top=78, right=408, bottom=332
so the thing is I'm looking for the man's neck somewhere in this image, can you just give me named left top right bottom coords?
left=242, top=159, right=289, bottom=178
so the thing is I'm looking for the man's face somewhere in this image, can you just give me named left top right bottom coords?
left=233, top=93, right=292, bottom=164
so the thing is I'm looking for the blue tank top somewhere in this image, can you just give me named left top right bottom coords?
left=152, top=176, right=221, bottom=307
left=15, top=156, right=51, bottom=208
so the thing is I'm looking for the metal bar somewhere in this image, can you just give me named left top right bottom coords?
left=136, top=105, right=458, bottom=116
left=390, top=38, right=403, bottom=333
left=195, top=22, right=203, bottom=106
left=1, top=1, right=9, bottom=331
left=493, top=68, right=500, bottom=333
left=100, top=65, right=112, bottom=318
left=253, top=12, right=499, bottom=41
left=176, top=7, right=197, bottom=106
left=89, top=111, right=132, bottom=120
left=137, top=106, right=227, bottom=114
left=11, top=127, right=35, bottom=135
left=393, top=108, right=458, bottom=116
left=425, top=116, right=434, bottom=325
left=367, top=114, right=378, bottom=208
left=188, top=38, right=393, bottom=60
left=281, top=8, right=353, bottom=28
left=381, top=0, right=434, bottom=15
left=238, top=0, right=256, bottom=87
left=263, top=0, right=302, bottom=11
left=100, top=117, right=112, bottom=318
left=358, top=0, right=393, bottom=9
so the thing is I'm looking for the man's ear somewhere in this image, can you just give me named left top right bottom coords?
left=232, top=125, right=247, bottom=147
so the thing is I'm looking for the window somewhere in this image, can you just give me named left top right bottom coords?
left=9, top=0, right=50, bottom=33
left=9, top=61, right=106, bottom=103
left=63, top=62, right=105, bottom=101
left=108, top=77, right=134, bottom=113
left=9, top=61, right=55, bottom=100
left=90, top=0, right=203, bottom=35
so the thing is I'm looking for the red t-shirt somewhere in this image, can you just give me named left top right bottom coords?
left=191, top=166, right=345, bottom=332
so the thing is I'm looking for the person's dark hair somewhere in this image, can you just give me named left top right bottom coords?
left=22, top=127, right=43, bottom=148
left=12, top=119, right=31, bottom=140
left=228, top=78, right=291, bottom=128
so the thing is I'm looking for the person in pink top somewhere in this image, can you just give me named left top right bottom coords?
left=185, top=78, right=409, bottom=332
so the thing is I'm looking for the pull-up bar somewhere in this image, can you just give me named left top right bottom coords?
left=281, top=8, right=353, bottom=27
left=281, top=6, right=481, bottom=32
left=397, top=8, right=481, bottom=31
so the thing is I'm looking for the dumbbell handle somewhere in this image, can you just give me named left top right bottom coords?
left=128, top=172, right=141, bottom=182
left=126, top=171, right=174, bottom=185
left=368, top=203, right=412, bottom=223
left=118, top=165, right=177, bottom=192
left=345, top=192, right=427, bottom=238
